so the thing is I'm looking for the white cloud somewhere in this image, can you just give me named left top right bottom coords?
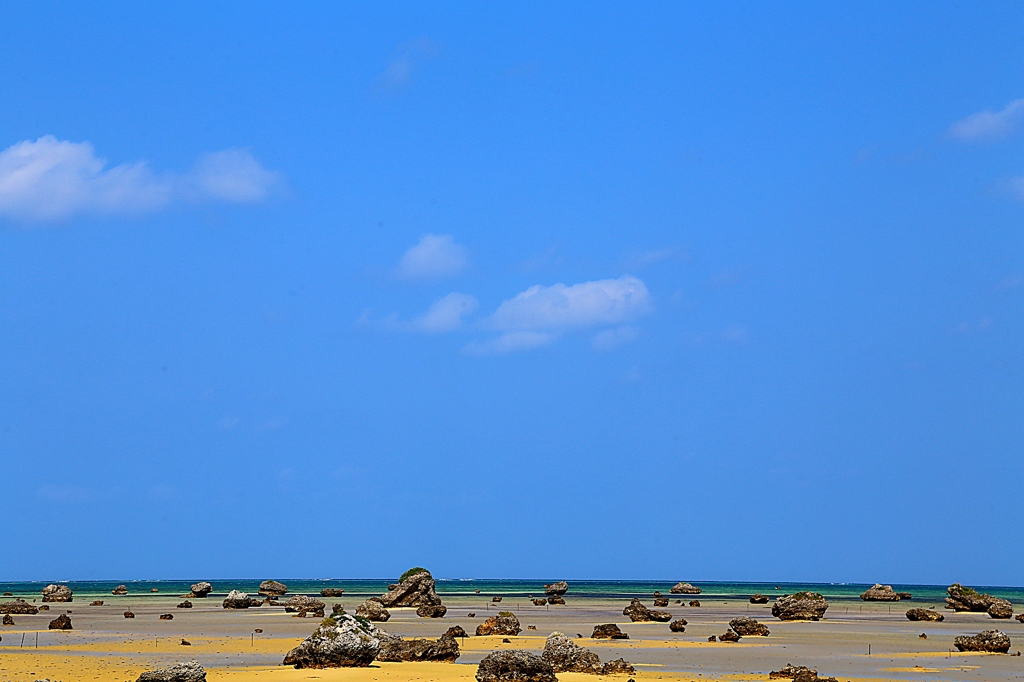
left=413, top=292, right=479, bottom=332
left=949, top=99, right=1024, bottom=142
left=490, top=275, right=651, bottom=332
left=463, top=331, right=556, bottom=355
left=397, top=234, right=469, bottom=279
left=592, top=326, right=640, bottom=351
left=378, top=38, right=440, bottom=90
left=0, top=136, right=279, bottom=222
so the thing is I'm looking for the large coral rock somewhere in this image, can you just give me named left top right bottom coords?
left=475, top=650, right=556, bottom=682
left=547, top=595, right=565, bottom=605
left=379, top=569, right=442, bottom=607
left=190, top=582, right=213, bottom=598
left=42, top=584, right=73, bottom=602
left=112, top=585, right=128, bottom=596
left=906, top=608, right=944, bottom=622
left=417, top=604, right=447, bottom=618
left=285, top=595, right=326, bottom=617
left=601, top=659, right=636, bottom=675
left=592, top=623, right=629, bottom=639
left=476, top=611, right=522, bottom=636
left=283, top=614, right=382, bottom=668
left=623, top=597, right=671, bottom=622
left=541, top=633, right=602, bottom=673
left=954, top=630, right=1010, bottom=653
left=860, top=584, right=901, bottom=601
left=729, top=617, right=770, bottom=636
left=136, top=660, right=207, bottom=681
left=356, top=598, right=391, bottom=622
left=377, top=632, right=460, bottom=662
left=0, top=600, right=38, bottom=614
left=259, top=580, right=288, bottom=596
left=670, top=582, right=701, bottom=594
left=988, top=599, right=1014, bottom=619
left=543, top=581, right=568, bottom=596
left=770, top=664, right=838, bottom=682
left=222, top=590, right=261, bottom=609
left=945, top=583, right=1001, bottom=612
left=772, top=592, right=828, bottom=621
left=48, top=614, right=72, bottom=630
left=321, top=588, right=345, bottom=597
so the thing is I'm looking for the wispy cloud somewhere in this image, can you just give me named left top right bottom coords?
left=464, top=331, right=555, bottom=355
left=0, top=136, right=279, bottom=222
left=397, top=234, right=469, bottom=280
left=413, top=292, right=479, bottom=332
left=378, top=38, right=440, bottom=91
left=592, top=325, right=640, bottom=351
left=949, top=99, right=1024, bottom=142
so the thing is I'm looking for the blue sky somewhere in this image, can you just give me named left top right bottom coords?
left=1, top=2, right=1022, bottom=584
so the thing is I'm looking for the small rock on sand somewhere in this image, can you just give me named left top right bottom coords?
left=653, top=597, right=669, bottom=607
left=988, top=599, right=1014, bottom=619
left=320, top=588, right=345, bottom=597
left=284, top=613, right=382, bottom=668
left=860, top=584, right=901, bottom=601
left=177, top=600, right=193, bottom=609
left=689, top=600, right=701, bottom=607
left=222, top=590, right=260, bottom=609
left=772, top=592, right=828, bottom=621
left=189, top=582, right=213, bottom=598
left=377, top=632, right=461, bottom=662
left=136, top=660, right=207, bottom=681
left=285, top=595, right=326, bottom=617
left=0, top=600, right=38, bottom=615
left=531, top=598, right=547, bottom=606
left=591, top=623, right=629, bottom=639
left=669, top=619, right=686, bottom=632
left=417, top=604, right=447, bottom=618
left=445, top=626, right=469, bottom=638
left=492, top=596, right=503, bottom=602
left=48, top=614, right=72, bottom=630
left=475, top=650, right=556, bottom=682
left=355, top=598, right=391, bottom=622
left=2, top=614, right=13, bottom=625
left=906, top=608, right=944, bottom=622
left=124, top=611, right=135, bottom=618
left=159, top=613, right=174, bottom=620
left=954, top=630, right=1011, bottom=653
left=729, top=617, right=770, bottom=636
left=718, top=629, right=741, bottom=642
left=623, top=598, right=672, bottom=622
left=547, top=595, right=565, bottom=605
left=475, top=612, right=521, bottom=636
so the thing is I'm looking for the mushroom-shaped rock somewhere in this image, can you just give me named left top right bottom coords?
left=259, top=580, right=288, bottom=596
left=860, top=584, right=901, bottom=601
left=355, top=598, right=391, bottom=622
left=670, top=582, right=702, bottom=594
left=283, top=613, right=382, bottom=668
left=906, top=608, right=944, bottom=622
left=417, top=604, right=447, bottom=618
left=543, top=581, right=568, bottom=596
left=475, top=611, right=522, bottom=636
left=772, top=592, right=828, bottom=621
left=445, top=625, right=469, bottom=638
left=189, top=582, right=213, bottom=598
left=729, top=617, right=770, bottom=636
left=592, top=623, right=629, bottom=639
left=988, top=599, right=1014, bottom=619
left=475, top=650, right=556, bottom=682
left=946, top=583, right=1001, bottom=612
left=954, top=630, right=1010, bottom=653
left=136, top=660, right=207, bottom=682
left=541, top=632, right=602, bottom=673
left=377, top=632, right=461, bottom=662
left=0, top=600, right=39, bottom=615
left=222, top=590, right=260, bottom=609
left=547, top=594, right=565, bottom=605
left=669, top=619, right=687, bottom=632
left=750, top=594, right=769, bottom=604
left=379, top=568, right=442, bottom=608
left=112, top=585, right=128, bottom=596
left=42, top=584, right=73, bottom=602
left=718, top=629, right=741, bottom=642
left=48, top=614, right=73, bottom=630
left=623, top=597, right=672, bottom=622
left=321, top=588, right=345, bottom=597
left=285, top=595, right=326, bottom=617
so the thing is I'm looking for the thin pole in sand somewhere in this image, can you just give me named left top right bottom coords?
left=35, top=632, right=38, bottom=648
left=868, top=644, right=871, bottom=656
left=20, top=633, right=25, bottom=647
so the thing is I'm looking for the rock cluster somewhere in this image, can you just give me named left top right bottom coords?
left=772, top=592, right=828, bottom=621
left=750, top=594, right=769, bottom=604
left=285, top=596, right=326, bottom=617
left=769, top=664, right=838, bottom=682
left=592, top=623, right=629, bottom=639
left=945, top=583, right=1001, bottom=612
left=541, top=632, right=634, bottom=674
left=189, top=582, right=213, bottom=598
left=222, top=590, right=261, bottom=609
left=112, top=585, right=128, bottom=596
left=860, top=584, right=901, bottom=601
left=321, top=588, right=345, bottom=597
left=377, top=632, right=460, bottom=662
left=905, top=608, right=944, bottom=622
left=623, top=598, right=671, bottom=622
left=717, top=629, right=741, bottom=642
left=954, top=630, right=1011, bottom=653
left=670, top=582, right=701, bottom=594
left=259, top=580, right=288, bottom=596
left=547, top=595, right=565, bottom=605
left=729, top=617, right=770, bottom=636
left=669, top=619, right=687, bottom=632
left=356, top=598, right=390, bottom=622
left=379, top=569, right=442, bottom=608
left=283, top=613, right=382, bottom=668
left=0, top=600, right=38, bottom=614
left=476, top=611, right=522, bottom=636
left=416, top=604, right=447, bottom=618
left=48, top=614, right=73, bottom=630
left=544, top=581, right=568, bottom=596
left=136, top=660, right=207, bottom=682
left=42, top=584, right=73, bottom=603
left=531, top=598, right=547, bottom=606
left=475, top=650, right=556, bottom=682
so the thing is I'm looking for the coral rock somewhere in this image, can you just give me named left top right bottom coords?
left=475, top=650, right=556, bottom=682
left=772, top=593, right=828, bottom=621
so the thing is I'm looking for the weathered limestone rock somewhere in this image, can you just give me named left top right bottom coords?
left=592, top=623, right=629, bottom=639
left=445, top=625, right=469, bottom=638
left=125, top=611, right=135, bottom=618
left=547, top=595, right=565, bottom=605
left=729, top=617, right=770, bottom=636
left=0, top=600, right=38, bottom=614
left=475, top=650, right=556, bottom=682
left=669, top=618, right=687, bottom=632
left=946, top=583, right=1001, bottom=612
left=750, top=594, right=769, bottom=604
left=492, top=596, right=503, bottom=603
left=321, top=588, right=345, bottom=597
left=377, top=632, right=460, bottom=662
left=42, top=584, right=73, bottom=603
left=285, top=596, right=326, bottom=617
left=90, top=600, right=104, bottom=606
left=222, top=590, right=261, bottom=609
left=531, top=598, right=547, bottom=606
left=670, top=582, right=701, bottom=594
left=379, top=568, right=442, bottom=607
left=2, top=614, right=13, bottom=625
left=860, top=584, right=901, bottom=601
left=769, top=664, right=838, bottom=682
left=544, top=581, right=568, bottom=596
left=541, top=633, right=601, bottom=673
left=356, top=598, right=391, bottom=622
left=689, top=600, right=701, bottom=607
left=988, top=599, right=1014, bottom=619
left=189, top=582, right=213, bottom=598
left=259, top=580, right=288, bottom=596
left=48, top=614, right=72, bottom=630
left=600, top=658, right=636, bottom=675
left=954, top=630, right=1010, bottom=653
left=475, top=611, right=521, bottom=636
left=177, top=600, right=192, bottom=609
left=416, top=604, right=447, bottom=618
left=906, top=608, right=944, bottom=622
left=623, top=598, right=671, bottom=622
left=112, top=585, right=128, bottom=596
left=653, top=597, right=669, bottom=607
left=772, top=592, right=828, bottom=621
left=282, top=613, right=382, bottom=668
left=160, top=613, right=174, bottom=620
left=897, top=592, right=913, bottom=600
left=136, top=660, right=207, bottom=681
left=718, top=629, right=741, bottom=642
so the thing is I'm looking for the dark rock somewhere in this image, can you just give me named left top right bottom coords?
left=417, top=604, right=447, bottom=618
left=48, top=614, right=72, bottom=630
left=259, top=580, right=288, bottom=596
left=1, top=592, right=9, bottom=596
left=255, top=628, right=263, bottom=633
left=136, top=660, right=207, bottom=681
left=177, top=600, right=193, bottom=609
left=988, top=599, right=1014, bottom=619
left=718, top=629, right=741, bottom=642
left=468, top=613, right=476, bottom=617
left=2, top=614, right=12, bottom=625
left=1016, top=613, right=1024, bottom=624
left=860, top=584, right=901, bottom=601
left=263, top=597, right=280, bottom=606
left=39, top=605, right=49, bottom=611
left=750, top=594, right=769, bottom=604
left=283, top=613, right=382, bottom=668
left=377, top=632, right=460, bottom=662
left=190, top=582, right=213, bottom=598
left=492, top=596, right=503, bottom=603
left=112, top=585, right=128, bottom=596
left=772, top=592, right=828, bottom=621
left=379, top=568, right=442, bottom=608
left=729, top=617, right=770, bottom=636
left=356, top=598, right=391, bottom=622
left=160, top=613, right=174, bottom=620
left=946, top=583, right=1001, bottom=612
left=653, top=597, right=669, bottom=607
left=689, top=600, right=701, bottom=607
left=475, top=650, right=556, bottom=682
left=531, top=598, right=547, bottom=606
left=542, top=632, right=601, bottom=673
left=601, top=658, right=636, bottom=675
left=670, top=582, right=702, bottom=594
left=503, top=638, right=512, bottom=643
left=623, top=598, right=671, bottom=622
left=897, top=592, right=913, bottom=600
left=591, top=623, right=629, bottom=639
left=669, top=619, right=686, bottom=632
left=42, top=584, right=73, bottom=603
left=527, top=625, right=537, bottom=630
left=0, top=600, right=39, bottom=615
left=769, top=664, right=838, bottom=682
left=476, top=611, right=521, bottom=636
left=547, top=595, right=565, bottom=605
left=90, top=600, right=104, bottom=606
left=222, top=590, right=261, bottom=609
left=544, top=581, right=568, bottom=596
left=906, top=608, right=944, bottom=622
left=125, top=611, right=135, bottom=618
left=707, top=635, right=716, bottom=641
left=954, top=630, right=1011, bottom=653
left=181, top=639, right=191, bottom=646
left=285, top=596, right=326, bottom=617
left=653, top=591, right=662, bottom=598
left=321, top=588, right=345, bottom=598
left=445, top=626, right=469, bottom=638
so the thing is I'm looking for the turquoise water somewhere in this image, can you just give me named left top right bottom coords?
left=1, top=579, right=1022, bottom=603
